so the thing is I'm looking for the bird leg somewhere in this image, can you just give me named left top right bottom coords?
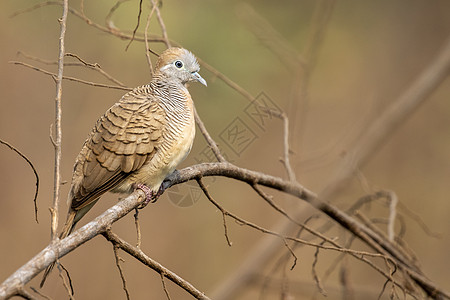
left=136, top=183, right=167, bottom=208
left=136, top=184, right=155, bottom=208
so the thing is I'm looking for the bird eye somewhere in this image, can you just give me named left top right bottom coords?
left=174, top=60, right=183, bottom=68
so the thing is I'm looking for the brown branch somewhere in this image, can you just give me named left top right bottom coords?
left=102, top=229, right=211, bottom=300
left=10, top=61, right=132, bottom=91
left=17, top=51, right=126, bottom=87
left=144, top=6, right=157, bottom=77
left=56, top=263, right=74, bottom=299
left=196, top=178, right=232, bottom=246
left=194, top=106, right=226, bottom=162
left=49, top=0, right=68, bottom=243
left=258, top=108, right=296, bottom=182
left=0, top=139, right=40, bottom=223
left=29, top=287, right=51, bottom=300
left=133, top=209, right=142, bottom=248
left=112, top=245, right=131, bottom=300
left=1, top=162, right=446, bottom=298
left=151, top=0, right=171, bottom=48
left=197, top=58, right=255, bottom=102
left=194, top=172, right=412, bottom=298
left=65, top=52, right=127, bottom=86
left=160, top=274, right=172, bottom=300
left=15, top=288, right=37, bottom=300
left=0, top=191, right=145, bottom=299
left=12, top=1, right=167, bottom=44
left=125, top=0, right=143, bottom=51
left=14, top=2, right=258, bottom=107
left=312, top=241, right=327, bottom=297
left=105, top=0, right=130, bottom=31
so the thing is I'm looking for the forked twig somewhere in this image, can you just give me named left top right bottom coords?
left=11, top=61, right=132, bottom=91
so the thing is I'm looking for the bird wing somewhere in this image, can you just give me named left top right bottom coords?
left=69, top=90, right=165, bottom=211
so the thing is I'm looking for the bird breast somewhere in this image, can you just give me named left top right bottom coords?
left=114, top=90, right=195, bottom=194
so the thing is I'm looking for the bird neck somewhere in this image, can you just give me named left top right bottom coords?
left=148, top=73, right=193, bottom=118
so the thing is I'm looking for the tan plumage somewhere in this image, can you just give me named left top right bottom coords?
left=40, top=47, right=206, bottom=287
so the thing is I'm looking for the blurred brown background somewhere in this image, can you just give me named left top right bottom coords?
left=1, top=0, right=450, bottom=299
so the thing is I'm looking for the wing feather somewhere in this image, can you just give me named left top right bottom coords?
left=69, top=91, right=165, bottom=211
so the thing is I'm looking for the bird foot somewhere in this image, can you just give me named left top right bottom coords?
left=135, top=183, right=166, bottom=208
left=136, top=184, right=155, bottom=208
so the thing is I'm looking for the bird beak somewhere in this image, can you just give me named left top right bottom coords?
left=192, top=72, right=207, bottom=86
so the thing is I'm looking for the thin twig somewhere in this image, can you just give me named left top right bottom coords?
left=16, top=288, right=38, bottom=300
left=134, top=208, right=142, bottom=248
left=196, top=178, right=232, bottom=246
left=194, top=106, right=226, bottom=162
left=0, top=139, right=39, bottom=223
left=151, top=0, right=171, bottom=48
left=282, top=239, right=298, bottom=270
left=386, top=190, right=398, bottom=242
left=397, top=201, right=442, bottom=239
left=29, top=287, right=51, bottom=300
left=11, top=61, right=131, bottom=91
left=125, top=0, right=143, bottom=51
left=113, top=245, right=131, bottom=300
left=160, top=274, right=172, bottom=300
left=106, top=0, right=131, bottom=31
left=12, top=1, right=167, bottom=44
left=56, top=263, right=74, bottom=299
left=194, top=173, right=399, bottom=280
left=102, top=229, right=211, bottom=300
left=197, top=58, right=254, bottom=102
left=65, top=52, right=126, bottom=86
left=312, top=240, right=327, bottom=297
left=144, top=5, right=157, bottom=76
left=258, top=108, right=296, bottom=182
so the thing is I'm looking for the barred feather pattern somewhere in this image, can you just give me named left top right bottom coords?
left=70, top=73, right=195, bottom=212
left=40, top=47, right=203, bottom=288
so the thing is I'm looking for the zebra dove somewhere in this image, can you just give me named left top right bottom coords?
left=40, top=47, right=206, bottom=287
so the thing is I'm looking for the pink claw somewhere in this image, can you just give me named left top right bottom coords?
left=136, top=184, right=154, bottom=208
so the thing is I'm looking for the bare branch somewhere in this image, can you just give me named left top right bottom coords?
left=0, top=139, right=40, bottom=223
left=151, top=0, right=171, bottom=48
left=12, top=1, right=168, bottom=44
left=194, top=106, right=226, bottom=162
left=144, top=6, right=157, bottom=77
left=112, top=245, right=131, bottom=300
left=56, top=263, right=74, bottom=299
left=160, top=274, right=172, bottom=300
left=125, top=0, right=143, bottom=51
left=102, top=230, right=211, bottom=300
left=196, top=178, right=232, bottom=246
left=312, top=241, right=327, bottom=297
left=11, top=61, right=132, bottom=91
left=133, top=209, right=142, bottom=248
left=49, top=0, right=68, bottom=242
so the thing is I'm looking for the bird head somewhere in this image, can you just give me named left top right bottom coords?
left=156, top=47, right=207, bottom=87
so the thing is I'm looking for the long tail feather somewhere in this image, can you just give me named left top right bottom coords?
left=39, top=210, right=77, bottom=288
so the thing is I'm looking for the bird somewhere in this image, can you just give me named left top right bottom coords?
left=40, top=47, right=207, bottom=287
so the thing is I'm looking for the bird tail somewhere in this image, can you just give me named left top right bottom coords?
left=39, top=209, right=77, bottom=288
